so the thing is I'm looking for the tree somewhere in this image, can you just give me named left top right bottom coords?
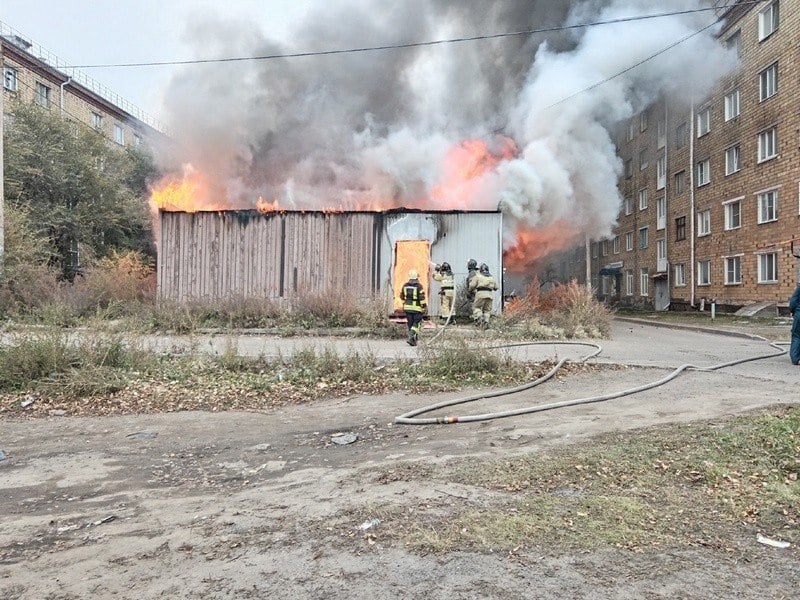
left=3, top=103, right=159, bottom=279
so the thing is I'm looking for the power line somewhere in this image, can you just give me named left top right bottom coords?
left=546, top=20, right=718, bottom=109
left=66, top=2, right=756, bottom=69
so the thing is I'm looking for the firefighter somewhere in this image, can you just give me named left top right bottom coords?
left=432, top=262, right=455, bottom=321
left=400, top=269, right=426, bottom=346
left=468, top=263, right=498, bottom=329
left=465, top=258, right=478, bottom=313
left=790, top=282, right=800, bottom=365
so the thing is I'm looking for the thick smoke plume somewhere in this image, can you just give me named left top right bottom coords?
left=160, top=0, right=737, bottom=267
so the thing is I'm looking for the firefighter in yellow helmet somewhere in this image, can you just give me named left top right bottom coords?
left=400, top=269, right=426, bottom=346
left=432, top=262, right=455, bottom=321
left=468, top=263, right=498, bottom=329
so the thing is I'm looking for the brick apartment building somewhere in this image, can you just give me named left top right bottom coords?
left=1, top=22, right=164, bottom=148
left=581, top=0, right=799, bottom=314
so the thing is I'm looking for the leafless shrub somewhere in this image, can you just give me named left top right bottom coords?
left=501, top=279, right=610, bottom=339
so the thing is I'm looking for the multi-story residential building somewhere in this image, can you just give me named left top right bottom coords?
left=2, top=22, right=164, bottom=149
left=590, top=0, right=799, bottom=313
left=1, top=22, right=167, bottom=269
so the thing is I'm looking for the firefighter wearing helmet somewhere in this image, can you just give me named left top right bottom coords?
left=400, top=268, right=426, bottom=346
left=468, top=263, right=498, bottom=329
left=432, top=262, right=455, bottom=321
left=465, top=258, right=479, bottom=311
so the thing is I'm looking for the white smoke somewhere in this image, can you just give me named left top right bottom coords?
left=160, top=0, right=737, bottom=259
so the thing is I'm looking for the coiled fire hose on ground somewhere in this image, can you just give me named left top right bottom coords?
left=396, top=328, right=789, bottom=425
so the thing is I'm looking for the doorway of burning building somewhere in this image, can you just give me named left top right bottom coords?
left=393, top=240, right=431, bottom=314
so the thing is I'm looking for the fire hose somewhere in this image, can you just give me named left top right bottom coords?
left=399, top=301, right=788, bottom=423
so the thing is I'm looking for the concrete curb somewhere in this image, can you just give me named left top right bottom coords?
left=613, top=316, right=770, bottom=341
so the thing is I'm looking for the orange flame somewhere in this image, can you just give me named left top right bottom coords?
left=504, top=221, right=581, bottom=273
left=255, top=197, right=281, bottom=213
left=149, top=165, right=230, bottom=214
left=429, top=136, right=517, bottom=209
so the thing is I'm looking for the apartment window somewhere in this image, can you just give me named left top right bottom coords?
left=726, top=30, right=741, bottom=57
left=724, top=256, right=742, bottom=285
left=758, top=252, right=778, bottom=283
left=591, top=242, right=598, bottom=259
left=698, top=260, right=711, bottom=286
left=639, top=149, right=648, bottom=171
left=601, top=240, right=609, bottom=256
left=724, top=89, right=740, bottom=121
left=725, top=144, right=740, bottom=175
left=757, top=189, right=778, bottom=223
left=624, top=159, right=633, bottom=179
left=674, top=170, right=686, bottom=194
left=697, top=107, right=711, bottom=137
left=675, top=216, right=686, bottom=241
left=674, top=263, right=686, bottom=287
left=114, top=124, right=125, bottom=145
left=640, top=268, right=649, bottom=296
left=759, top=62, right=778, bottom=101
left=3, top=66, right=18, bottom=92
left=657, top=119, right=666, bottom=147
left=675, top=122, right=688, bottom=149
left=698, top=209, right=711, bottom=236
left=696, top=159, right=710, bottom=186
left=656, top=154, right=666, bottom=189
left=625, top=269, right=634, bottom=296
left=625, top=232, right=634, bottom=251
left=758, top=1, right=780, bottom=41
left=656, top=196, right=666, bottom=228
left=638, top=188, right=648, bottom=210
left=639, top=226, right=649, bottom=249
left=133, top=134, right=142, bottom=147
left=656, top=238, right=666, bottom=264
left=91, top=112, right=103, bottom=129
left=757, top=127, right=777, bottom=162
left=624, top=196, right=633, bottom=215
left=35, top=82, right=51, bottom=107
left=627, top=120, right=635, bottom=141
left=613, top=235, right=620, bottom=254
left=640, top=110, right=648, bottom=132
left=724, top=199, right=741, bottom=230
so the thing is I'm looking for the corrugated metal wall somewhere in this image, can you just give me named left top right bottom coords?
left=158, top=211, right=378, bottom=302
left=158, top=210, right=503, bottom=314
left=378, top=212, right=504, bottom=315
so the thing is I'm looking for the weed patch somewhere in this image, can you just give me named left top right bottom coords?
left=362, top=407, right=800, bottom=554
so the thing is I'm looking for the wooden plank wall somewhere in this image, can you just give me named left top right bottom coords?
left=158, top=211, right=378, bottom=302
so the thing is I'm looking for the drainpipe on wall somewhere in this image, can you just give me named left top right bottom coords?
left=689, top=100, right=696, bottom=307
left=60, top=77, right=71, bottom=118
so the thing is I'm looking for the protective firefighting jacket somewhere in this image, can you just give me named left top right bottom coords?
left=468, top=272, right=498, bottom=301
left=400, top=279, right=426, bottom=312
left=432, top=271, right=455, bottom=295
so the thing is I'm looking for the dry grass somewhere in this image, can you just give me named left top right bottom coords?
left=356, top=407, right=800, bottom=555
left=502, top=280, right=612, bottom=339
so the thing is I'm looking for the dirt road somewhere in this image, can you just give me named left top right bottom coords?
left=1, top=322, right=797, bottom=599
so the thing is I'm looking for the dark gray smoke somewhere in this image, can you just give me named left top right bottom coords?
left=160, top=0, right=736, bottom=248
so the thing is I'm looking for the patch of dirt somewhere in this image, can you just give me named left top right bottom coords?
left=1, top=328, right=798, bottom=599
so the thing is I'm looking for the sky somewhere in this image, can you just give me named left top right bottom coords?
left=2, top=0, right=311, bottom=123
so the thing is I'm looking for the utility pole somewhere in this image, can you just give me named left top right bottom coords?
left=585, top=234, right=592, bottom=292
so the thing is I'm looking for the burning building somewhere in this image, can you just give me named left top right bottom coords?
left=157, top=208, right=503, bottom=316
left=150, top=2, right=740, bottom=307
